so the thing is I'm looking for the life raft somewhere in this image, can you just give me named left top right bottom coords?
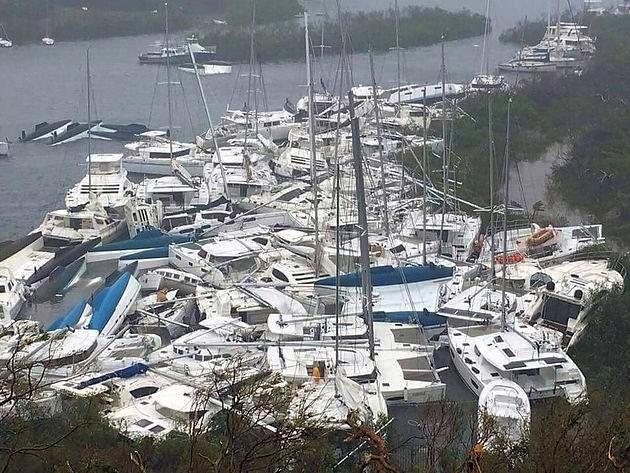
left=495, top=252, right=525, bottom=265
left=526, top=227, right=555, bottom=247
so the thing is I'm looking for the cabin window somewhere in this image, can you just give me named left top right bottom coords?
left=472, top=367, right=480, bottom=374
left=470, top=379, right=479, bottom=390
left=0, top=286, right=5, bottom=294
left=149, top=425, right=166, bottom=434
left=135, top=419, right=153, bottom=428
left=502, top=348, right=516, bottom=358
left=130, top=386, right=159, bottom=399
left=272, top=268, right=289, bottom=283
left=390, top=244, right=406, bottom=254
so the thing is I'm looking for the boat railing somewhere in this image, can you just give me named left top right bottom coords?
left=564, top=244, right=628, bottom=279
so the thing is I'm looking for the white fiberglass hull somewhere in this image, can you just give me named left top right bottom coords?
left=498, top=62, right=556, bottom=73
left=123, top=156, right=205, bottom=177
left=99, top=275, right=141, bottom=337
left=31, top=122, right=72, bottom=141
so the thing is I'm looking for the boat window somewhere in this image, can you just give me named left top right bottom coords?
left=390, top=244, right=406, bottom=254
left=471, top=367, right=480, bottom=374
left=0, top=286, right=5, bottom=294
left=198, top=249, right=208, bottom=259
left=470, top=378, right=479, bottom=390
left=279, top=188, right=304, bottom=201
left=149, top=425, right=166, bottom=434
left=272, top=268, right=289, bottom=283
left=494, top=335, right=504, bottom=343
left=464, top=357, right=473, bottom=364
left=503, top=348, right=516, bottom=358
left=474, top=346, right=481, bottom=357
left=135, top=419, right=153, bottom=428
left=490, top=372, right=500, bottom=377
left=129, top=386, right=159, bottom=399
left=252, top=237, right=268, bottom=245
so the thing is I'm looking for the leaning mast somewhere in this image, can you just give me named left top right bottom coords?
left=305, top=12, right=320, bottom=276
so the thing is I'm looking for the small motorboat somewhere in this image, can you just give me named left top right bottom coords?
left=478, top=379, right=531, bottom=447
left=498, top=60, right=556, bottom=73
left=20, top=120, right=73, bottom=142
left=178, top=61, right=232, bottom=75
left=41, top=37, right=55, bottom=46
left=0, top=25, right=12, bottom=48
left=0, top=141, right=8, bottom=157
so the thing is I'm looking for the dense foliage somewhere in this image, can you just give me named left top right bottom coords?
left=0, top=0, right=191, bottom=42
left=202, top=7, right=486, bottom=62
left=446, top=15, right=630, bottom=246
left=0, top=0, right=302, bottom=43
left=499, top=19, right=548, bottom=45
left=223, top=0, right=304, bottom=26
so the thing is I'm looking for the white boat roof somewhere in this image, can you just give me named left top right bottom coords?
left=144, top=176, right=196, bottom=193
left=476, top=330, right=571, bottom=372
left=479, top=379, right=530, bottom=419
left=86, top=153, right=123, bottom=163
left=152, top=384, right=200, bottom=413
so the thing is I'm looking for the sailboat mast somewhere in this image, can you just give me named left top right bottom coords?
left=369, top=49, right=390, bottom=238
left=348, top=91, right=375, bottom=360
left=187, top=45, right=231, bottom=201
left=438, top=36, right=448, bottom=253
left=489, top=93, right=496, bottom=279
left=481, top=0, right=491, bottom=75
left=422, top=87, right=428, bottom=265
left=305, top=12, right=320, bottom=276
left=165, top=1, right=173, bottom=161
left=86, top=49, right=92, bottom=195
left=394, top=0, right=401, bottom=106
left=333, top=2, right=349, bottom=382
left=501, top=98, right=512, bottom=331
left=245, top=0, right=256, bottom=147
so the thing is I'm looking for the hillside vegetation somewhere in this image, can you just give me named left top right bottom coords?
left=444, top=15, right=630, bottom=246
left=0, top=0, right=303, bottom=43
left=202, top=7, right=487, bottom=62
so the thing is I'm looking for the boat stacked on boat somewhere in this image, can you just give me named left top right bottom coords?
left=500, top=22, right=596, bottom=73
left=0, top=21, right=624, bottom=444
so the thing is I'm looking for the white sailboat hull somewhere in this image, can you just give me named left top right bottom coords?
left=122, top=156, right=206, bottom=177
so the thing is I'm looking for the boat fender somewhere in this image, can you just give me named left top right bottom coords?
left=526, top=227, right=555, bottom=247
left=495, top=252, right=524, bottom=265
left=312, top=366, right=321, bottom=384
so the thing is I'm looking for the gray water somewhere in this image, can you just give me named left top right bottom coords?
left=0, top=0, right=585, bottom=241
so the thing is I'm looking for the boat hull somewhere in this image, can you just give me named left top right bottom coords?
left=122, top=156, right=206, bottom=177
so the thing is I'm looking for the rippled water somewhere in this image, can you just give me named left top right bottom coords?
left=0, top=0, right=568, bottom=240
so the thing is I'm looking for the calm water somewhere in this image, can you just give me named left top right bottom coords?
left=0, top=0, right=576, bottom=241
